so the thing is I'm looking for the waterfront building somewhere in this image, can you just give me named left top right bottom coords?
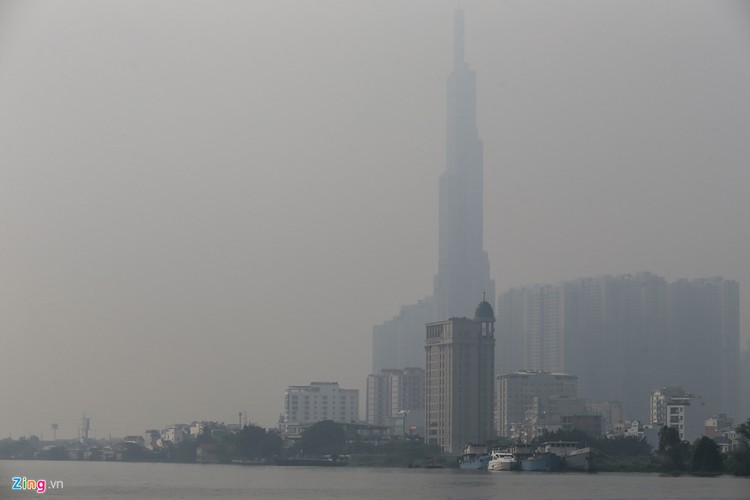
left=279, top=382, right=359, bottom=433
left=366, top=367, right=425, bottom=435
left=585, top=401, right=623, bottom=434
left=650, top=386, right=689, bottom=426
left=495, top=370, right=578, bottom=440
left=372, top=9, right=495, bottom=374
left=650, top=386, right=708, bottom=442
left=425, top=300, right=495, bottom=454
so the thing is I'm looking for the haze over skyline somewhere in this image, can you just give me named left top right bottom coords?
left=1, top=0, right=749, bottom=439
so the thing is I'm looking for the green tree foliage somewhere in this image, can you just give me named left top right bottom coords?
left=658, top=426, right=689, bottom=472
left=0, top=436, right=40, bottom=459
left=122, top=442, right=149, bottom=461
left=658, top=426, right=680, bottom=453
left=234, top=425, right=282, bottom=459
left=259, top=430, right=283, bottom=458
left=236, top=425, right=267, bottom=458
left=172, top=440, right=198, bottom=463
left=343, top=435, right=442, bottom=467
left=690, top=436, right=723, bottom=473
left=727, top=417, right=750, bottom=476
left=298, top=420, right=345, bottom=456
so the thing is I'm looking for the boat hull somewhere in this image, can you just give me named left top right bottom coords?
left=563, top=447, right=596, bottom=472
left=488, top=459, right=517, bottom=471
left=275, top=457, right=349, bottom=466
left=520, top=453, right=562, bottom=472
left=459, top=454, right=490, bottom=470
left=488, top=452, right=518, bottom=471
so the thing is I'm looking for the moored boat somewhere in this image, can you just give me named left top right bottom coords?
left=519, top=452, right=562, bottom=472
left=275, top=454, right=350, bottom=466
left=563, top=446, right=597, bottom=472
left=458, top=444, right=490, bottom=470
left=487, top=450, right=518, bottom=471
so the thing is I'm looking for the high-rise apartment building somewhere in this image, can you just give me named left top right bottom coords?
left=425, top=300, right=495, bottom=454
left=372, top=10, right=495, bottom=374
left=495, top=273, right=739, bottom=421
left=366, top=367, right=425, bottom=434
left=668, top=278, right=740, bottom=418
left=495, top=370, right=579, bottom=439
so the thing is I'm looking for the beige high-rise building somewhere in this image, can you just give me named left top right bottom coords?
left=279, top=382, right=359, bottom=433
left=425, top=300, right=495, bottom=454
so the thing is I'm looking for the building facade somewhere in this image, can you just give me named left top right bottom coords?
left=650, top=386, right=708, bottom=442
left=495, top=370, right=579, bottom=440
left=496, top=273, right=739, bottom=421
left=425, top=301, right=495, bottom=454
left=668, top=278, right=740, bottom=418
left=280, top=382, right=359, bottom=432
left=366, top=367, right=425, bottom=435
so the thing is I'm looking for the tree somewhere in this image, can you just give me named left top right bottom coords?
left=172, top=440, right=198, bottom=463
left=658, top=426, right=689, bottom=472
left=236, top=425, right=267, bottom=459
left=727, top=417, right=750, bottom=476
left=259, top=430, right=283, bottom=458
left=690, top=436, right=723, bottom=474
left=299, top=420, right=345, bottom=456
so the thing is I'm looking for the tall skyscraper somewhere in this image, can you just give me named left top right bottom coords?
left=433, top=9, right=495, bottom=322
left=372, top=10, right=495, bottom=373
left=668, top=277, right=740, bottom=418
left=425, top=300, right=495, bottom=454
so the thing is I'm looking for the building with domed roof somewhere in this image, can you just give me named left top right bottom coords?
left=424, top=299, right=495, bottom=454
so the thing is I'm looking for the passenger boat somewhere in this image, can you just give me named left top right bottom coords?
left=458, top=444, right=490, bottom=470
left=487, top=450, right=518, bottom=471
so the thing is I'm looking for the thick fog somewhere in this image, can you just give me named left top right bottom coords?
left=1, top=0, right=748, bottom=438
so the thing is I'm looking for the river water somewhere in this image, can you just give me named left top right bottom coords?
left=1, top=461, right=747, bottom=499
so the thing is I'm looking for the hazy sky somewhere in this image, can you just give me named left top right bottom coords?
left=1, top=0, right=748, bottom=438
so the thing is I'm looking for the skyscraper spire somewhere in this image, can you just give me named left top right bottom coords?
left=454, top=9, right=465, bottom=69
left=436, top=9, right=494, bottom=320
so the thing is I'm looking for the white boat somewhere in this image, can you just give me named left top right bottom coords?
left=487, top=450, right=518, bottom=471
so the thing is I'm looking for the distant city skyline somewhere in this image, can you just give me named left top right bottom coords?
left=496, top=272, right=740, bottom=421
left=1, top=1, right=748, bottom=438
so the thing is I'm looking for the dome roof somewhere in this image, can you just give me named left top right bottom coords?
left=474, top=300, right=495, bottom=321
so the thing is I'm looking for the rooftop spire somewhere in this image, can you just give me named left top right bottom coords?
left=454, top=9, right=465, bottom=68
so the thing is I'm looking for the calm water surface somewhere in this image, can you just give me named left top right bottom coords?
left=1, top=461, right=748, bottom=499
